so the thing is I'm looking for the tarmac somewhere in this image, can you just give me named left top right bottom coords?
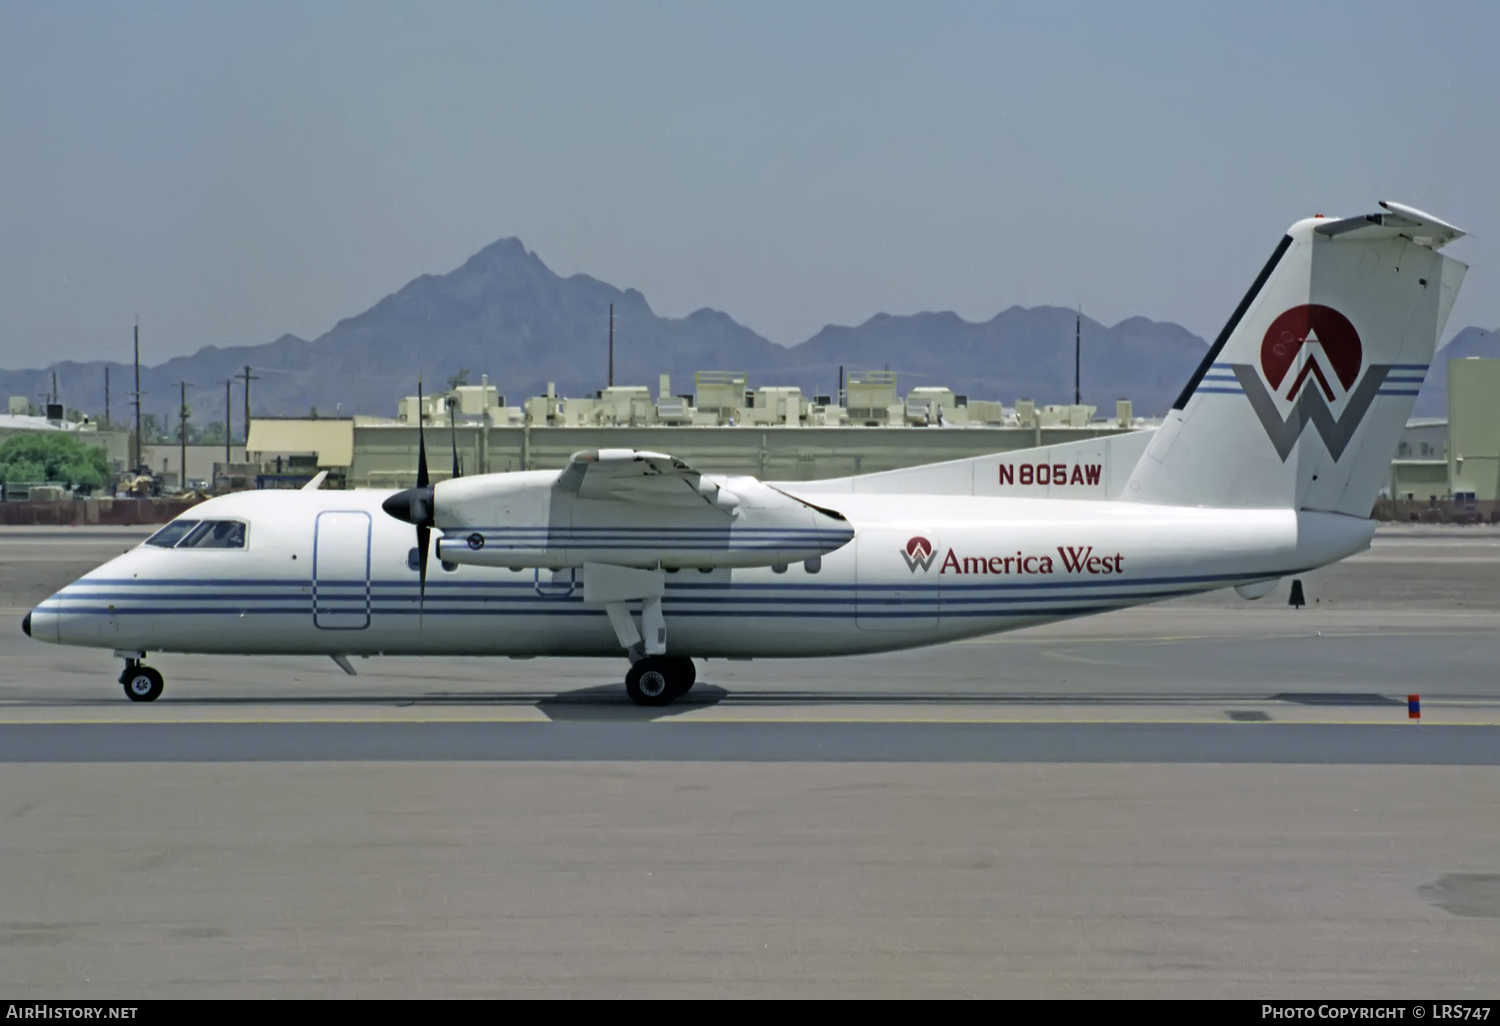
left=1, top=523, right=1497, bottom=997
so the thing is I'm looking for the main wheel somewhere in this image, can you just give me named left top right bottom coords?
left=625, top=657, right=687, bottom=707
left=122, top=666, right=164, bottom=703
left=669, top=657, right=697, bottom=697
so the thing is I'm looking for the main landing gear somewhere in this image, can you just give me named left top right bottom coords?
left=584, top=565, right=696, bottom=707
left=625, top=656, right=696, bottom=707
left=117, top=652, right=164, bottom=703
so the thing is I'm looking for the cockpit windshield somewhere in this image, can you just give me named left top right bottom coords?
left=144, top=521, right=199, bottom=548
left=144, top=519, right=246, bottom=550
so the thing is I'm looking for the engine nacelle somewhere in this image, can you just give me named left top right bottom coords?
left=430, top=463, right=853, bottom=571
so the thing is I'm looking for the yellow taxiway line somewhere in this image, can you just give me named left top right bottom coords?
left=0, top=705, right=1497, bottom=727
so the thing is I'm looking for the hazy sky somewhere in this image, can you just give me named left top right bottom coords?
left=1, top=1, right=1496, bottom=367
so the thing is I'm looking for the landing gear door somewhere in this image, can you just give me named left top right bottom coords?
left=313, top=511, right=372, bottom=630
left=855, top=528, right=940, bottom=631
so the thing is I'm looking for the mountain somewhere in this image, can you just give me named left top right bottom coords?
left=0, top=239, right=791, bottom=430
left=793, top=307, right=1208, bottom=413
left=0, top=235, right=1484, bottom=427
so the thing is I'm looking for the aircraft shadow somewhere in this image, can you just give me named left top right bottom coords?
left=535, top=683, right=728, bottom=722
left=8, top=686, right=1426, bottom=724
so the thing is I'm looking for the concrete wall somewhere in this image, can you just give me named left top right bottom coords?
left=1391, top=461, right=1450, bottom=502
left=348, top=424, right=1138, bottom=489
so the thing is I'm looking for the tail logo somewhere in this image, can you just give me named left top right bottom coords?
left=1261, top=305, right=1362, bottom=401
left=901, top=536, right=937, bottom=573
left=1231, top=304, right=1391, bottom=462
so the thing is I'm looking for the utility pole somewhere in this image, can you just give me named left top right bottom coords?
left=1074, top=306, right=1081, bottom=407
left=224, top=378, right=234, bottom=467
left=39, top=373, right=58, bottom=419
left=174, top=380, right=191, bottom=491
left=608, top=303, right=614, bottom=389
left=131, top=319, right=144, bottom=473
left=235, top=365, right=258, bottom=446
left=104, top=366, right=110, bottom=427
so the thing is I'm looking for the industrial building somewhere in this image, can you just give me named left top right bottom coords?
left=243, top=370, right=1143, bottom=490
left=3, top=358, right=1497, bottom=520
left=233, top=360, right=1500, bottom=521
left=1385, top=357, right=1499, bottom=515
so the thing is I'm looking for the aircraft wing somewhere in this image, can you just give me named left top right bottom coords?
left=553, top=449, right=737, bottom=509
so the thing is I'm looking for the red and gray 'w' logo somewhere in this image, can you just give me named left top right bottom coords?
left=1226, top=305, right=1394, bottom=462
left=901, top=536, right=937, bottom=573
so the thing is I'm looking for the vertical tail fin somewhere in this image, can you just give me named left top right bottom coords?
left=1124, top=202, right=1468, bottom=515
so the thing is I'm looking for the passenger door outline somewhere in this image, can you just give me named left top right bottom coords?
left=313, top=511, right=372, bottom=630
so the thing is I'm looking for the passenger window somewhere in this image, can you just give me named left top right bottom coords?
left=177, top=520, right=247, bottom=549
left=145, top=521, right=200, bottom=548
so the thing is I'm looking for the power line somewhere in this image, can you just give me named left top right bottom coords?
left=235, top=366, right=259, bottom=446
left=1075, top=305, right=1082, bottom=407
left=224, top=378, right=234, bottom=467
left=173, top=380, right=192, bottom=491
left=130, top=319, right=145, bottom=473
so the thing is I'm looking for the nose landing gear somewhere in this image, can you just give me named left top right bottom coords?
left=624, top=656, right=696, bottom=707
left=117, top=652, right=164, bottom=703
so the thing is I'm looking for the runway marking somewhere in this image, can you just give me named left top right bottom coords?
left=959, top=627, right=1500, bottom=646
left=2, top=711, right=1498, bottom=727
left=1037, top=648, right=1139, bottom=666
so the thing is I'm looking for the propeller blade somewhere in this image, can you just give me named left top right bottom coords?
left=414, top=378, right=431, bottom=624
left=417, top=522, right=430, bottom=619
left=450, top=397, right=461, bottom=479
left=416, top=378, right=430, bottom=490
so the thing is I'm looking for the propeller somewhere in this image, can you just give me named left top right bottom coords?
left=449, top=392, right=462, bottom=480
left=381, top=378, right=434, bottom=617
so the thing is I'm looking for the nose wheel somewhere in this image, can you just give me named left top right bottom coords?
left=624, top=657, right=696, bottom=707
left=119, top=660, right=164, bottom=702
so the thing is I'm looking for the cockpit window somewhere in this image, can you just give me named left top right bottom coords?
left=145, top=521, right=200, bottom=548
left=177, top=520, right=247, bottom=549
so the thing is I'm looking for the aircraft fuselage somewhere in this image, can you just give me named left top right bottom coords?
left=28, top=487, right=1373, bottom=660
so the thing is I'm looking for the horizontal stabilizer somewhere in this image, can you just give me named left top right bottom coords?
left=1314, top=200, right=1466, bottom=250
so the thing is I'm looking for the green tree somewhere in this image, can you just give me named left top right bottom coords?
left=141, top=413, right=173, bottom=443
left=447, top=369, right=471, bottom=390
left=0, top=433, right=111, bottom=492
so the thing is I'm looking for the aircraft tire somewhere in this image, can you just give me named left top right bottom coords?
left=625, top=657, right=680, bottom=707
left=667, top=657, right=697, bottom=698
left=122, top=666, right=164, bottom=703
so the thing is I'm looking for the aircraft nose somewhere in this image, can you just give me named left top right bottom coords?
left=23, top=603, right=58, bottom=644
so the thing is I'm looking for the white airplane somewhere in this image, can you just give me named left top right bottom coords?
left=25, top=201, right=1469, bottom=706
